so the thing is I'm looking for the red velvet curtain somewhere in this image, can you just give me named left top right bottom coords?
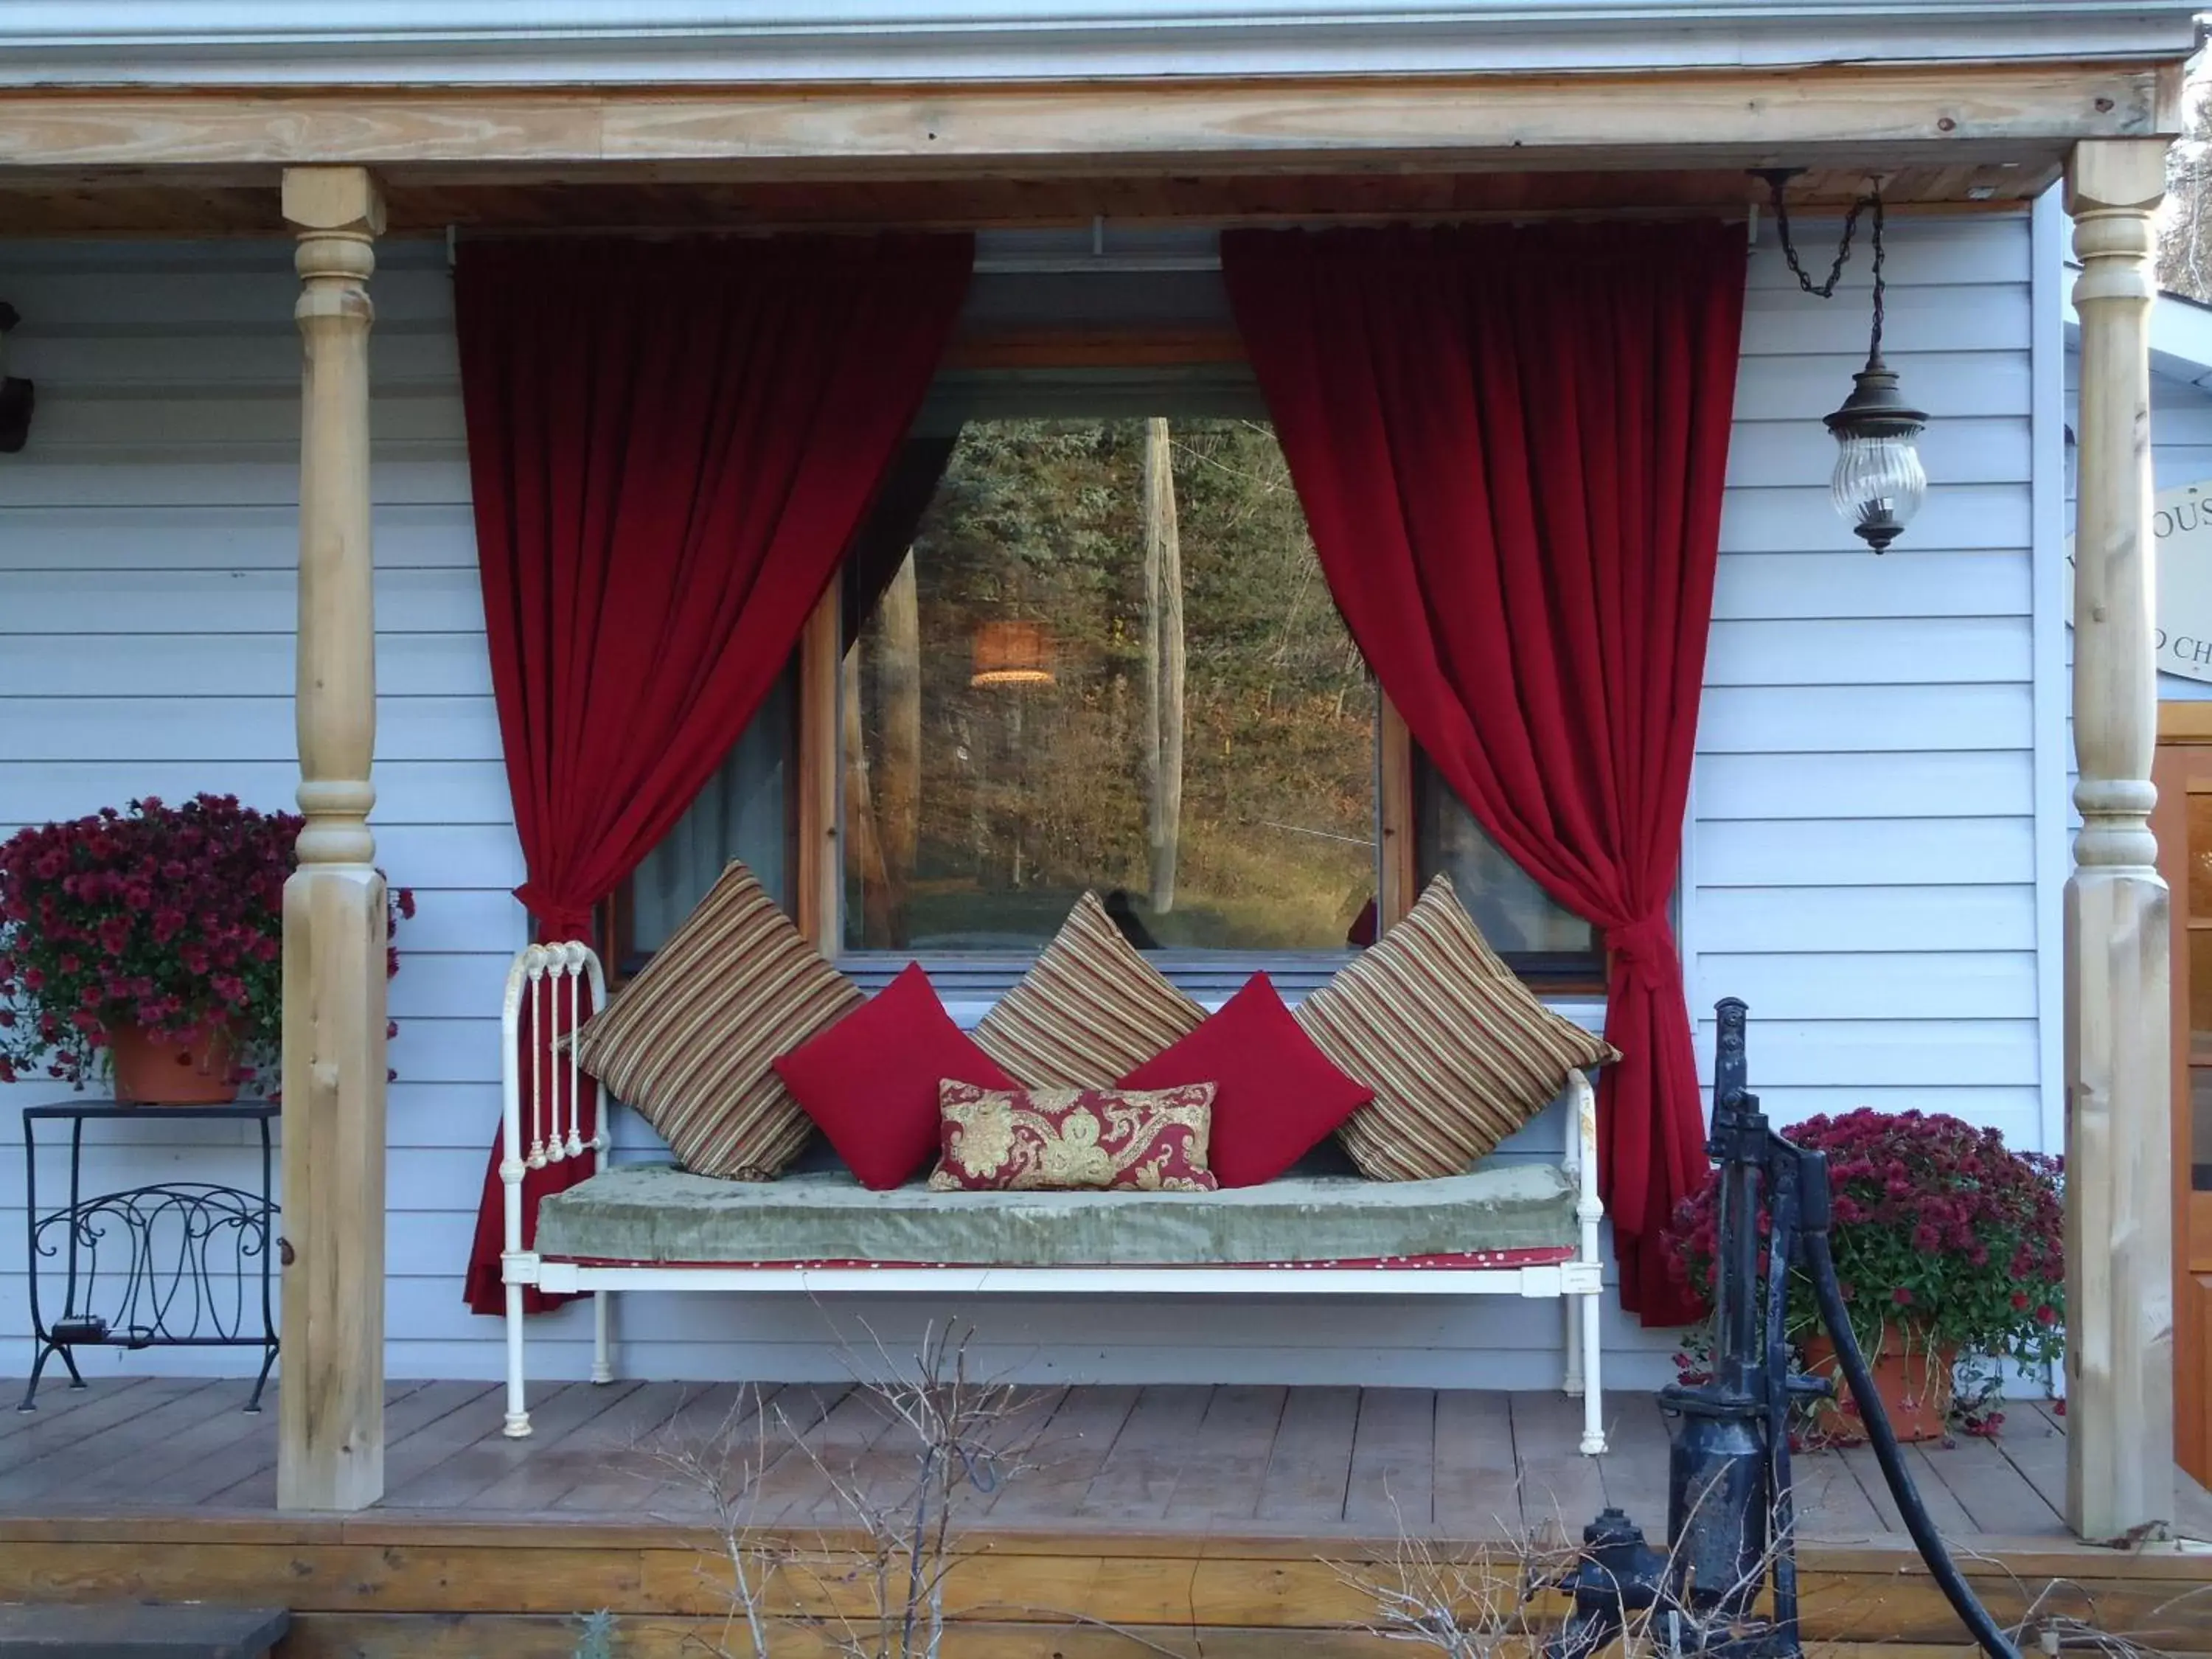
left=1221, top=223, right=1745, bottom=1326
left=456, top=234, right=973, bottom=1314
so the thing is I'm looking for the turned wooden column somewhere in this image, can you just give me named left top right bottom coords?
left=2065, top=137, right=2175, bottom=1543
left=278, top=165, right=389, bottom=1512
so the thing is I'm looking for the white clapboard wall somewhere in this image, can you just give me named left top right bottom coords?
left=0, top=212, right=2042, bottom=1389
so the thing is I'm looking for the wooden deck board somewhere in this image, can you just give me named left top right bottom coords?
left=629, top=1382, right=841, bottom=1522
left=0, top=1378, right=229, bottom=1506
left=1787, top=1443, right=1893, bottom=1545
left=1428, top=1388, right=1518, bottom=1538
left=1510, top=1391, right=1607, bottom=1541
left=1593, top=1392, right=1672, bottom=1521
left=62, top=1380, right=293, bottom=1507
left=1343, top=1387, right=1437, bottom=1532
left=2002, top=1397, right=2074, bottom=1511
left=384, top=1380, right=648, bottom=1511
left=0, top=1374, right=153, bottom=1442
left=753, top=1384, right=895, bottom=1524
left=1912, top=1432, right=2067, bottom=1537
left=550, top=1381, right=765, bottom=1515
left=1075, top=1384, right=1215, bottom=1524
left=2, top=1375, right=2207, bottom=1551
left=1896, top=1442, right=1992, bottom=1538
left=984, top=1385, right=1137, bottom=1526
left=0, top=1377, right=210, bottom=1476
left=198, top=1381, right=500, bottom=1510
left=469, top=1381, right=663, bottom=1512
left=2, top=1378, right=2210, bottom=1655
left=1252, top=1385, right=1360, bottom=1529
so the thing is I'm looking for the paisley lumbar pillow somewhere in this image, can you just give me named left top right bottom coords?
left=926, top=1080, right=1219, bottom=1193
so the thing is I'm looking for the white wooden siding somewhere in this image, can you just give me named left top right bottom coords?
left=0, top=215, right=2039, bottom=1390
left=1701, top=212, right=2042, bottom=1162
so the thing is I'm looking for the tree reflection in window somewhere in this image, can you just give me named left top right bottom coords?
left=844, top=417, right=1377, bottom=954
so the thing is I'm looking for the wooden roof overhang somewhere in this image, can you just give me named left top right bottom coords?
left=0, top=58, right=2187, bottom=236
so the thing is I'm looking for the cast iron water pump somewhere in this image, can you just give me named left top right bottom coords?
left=1546, top=999, right=2023, bottom=1659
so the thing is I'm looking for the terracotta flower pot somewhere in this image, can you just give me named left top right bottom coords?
left=105, top=1021, right=243, bottom=1105
left=1801, top=1328, right=1957, bottom=1444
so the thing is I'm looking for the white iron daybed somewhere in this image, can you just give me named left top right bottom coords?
left=496, top=942, right=1610, bottom=1454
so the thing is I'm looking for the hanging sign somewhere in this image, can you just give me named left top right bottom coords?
left=2067, top=481, right=2212, bottom=685
left=2152, top=482, right=2212, bottom=684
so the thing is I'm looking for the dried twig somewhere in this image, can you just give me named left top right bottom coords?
left=647, top=1318, right=1049, bottom=1659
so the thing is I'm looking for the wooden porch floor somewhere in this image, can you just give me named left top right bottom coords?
left=2, top=1374, right=2208, bottom=1540
left=3, top=1377, right=2211, bottom=1657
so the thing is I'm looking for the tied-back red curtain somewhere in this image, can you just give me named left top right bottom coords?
left=1221, top=223, right=1745, bottom=1326
left=457, top=234, right=973, bottom=1315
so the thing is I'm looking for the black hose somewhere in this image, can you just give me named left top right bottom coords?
left=1801, top=1228, right=2025, bottom=1659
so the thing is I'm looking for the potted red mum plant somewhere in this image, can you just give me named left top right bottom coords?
left=1666, top=1108, right=2065, bottom=1443
left=0, top=794, right=412, bottom=1103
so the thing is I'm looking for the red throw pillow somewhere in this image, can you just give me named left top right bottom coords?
left=927, top=1081, right=1220, bottom=1192
left=1119, top=971, right=1372, bottom=1188
left=773, top=963, right=1016, bottom=1191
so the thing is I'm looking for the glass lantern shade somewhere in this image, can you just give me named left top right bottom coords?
left=1823, top=358, right=1927, bottom=553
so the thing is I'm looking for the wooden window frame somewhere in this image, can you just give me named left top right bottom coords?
left=608, top=321, right=1606, bottom=994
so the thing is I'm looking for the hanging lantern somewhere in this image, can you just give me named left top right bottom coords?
left=971, top=619, right=1055, bottom=687
left=1761, top=171, right=1929, bottom=553
left=1824, top=356, right=1927, bottom=552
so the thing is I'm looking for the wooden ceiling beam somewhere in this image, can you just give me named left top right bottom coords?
left=0, top=60, right=2177, bottom=178
left=0, top=163, right=2066, bottom=239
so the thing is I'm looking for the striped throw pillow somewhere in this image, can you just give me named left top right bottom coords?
left=974, top=891, right=1206, bottom=1088
left=1297, top=874, right=1619, bottom=1180
left=570, top=861, right=862, bottom=1180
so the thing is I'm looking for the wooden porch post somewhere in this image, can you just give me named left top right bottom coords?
left=277, top=165, right=389, bottom=1512
left=2065, top=136, right=2175, bottom=1542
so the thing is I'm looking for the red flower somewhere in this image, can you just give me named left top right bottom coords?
left=0, top=793, right=409, bottom=1093
left=1660, top=1102, right=2064, bottom=1394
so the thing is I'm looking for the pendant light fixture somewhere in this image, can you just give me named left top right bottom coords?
left=970, top=618, right=1056, bottom=688
left=1760, top=171, right=1928, bottom=552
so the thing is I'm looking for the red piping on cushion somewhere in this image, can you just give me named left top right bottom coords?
left=539, top=1245, right=1576, bottom=1272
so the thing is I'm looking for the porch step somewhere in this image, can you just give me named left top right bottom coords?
left=0, top=1604, right=289, bottom=1658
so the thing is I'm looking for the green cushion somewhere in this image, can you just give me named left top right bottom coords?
left=534, top=1162, right=1577, bottom=1268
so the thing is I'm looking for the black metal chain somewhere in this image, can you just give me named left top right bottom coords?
left=1765, top=171, right=1891, bottom=365
left=1867, top=189, right=1888, bottom=362
left=1765, top=173, right=1864, bottom=296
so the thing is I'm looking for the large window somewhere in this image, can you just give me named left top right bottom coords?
left=619, top=344, right=1601, bottom=987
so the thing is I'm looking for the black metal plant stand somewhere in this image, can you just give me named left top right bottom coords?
left=1546, top=1001, right=2023, bottom=1659
left=19, top=1099, right=279, bottom=1413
